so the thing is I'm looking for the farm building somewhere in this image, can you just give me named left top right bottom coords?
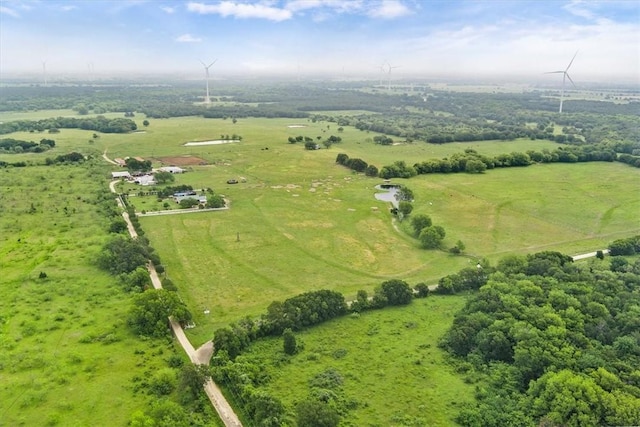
left=173, top=191, right=197, bottom=197
left=134, top=174, right=155, bottom=186
left=157, top=166, right=185, bottom=174
left=174, top=194, right=207, bottom=204
left=114, top=158, right=126, bottom=167
left=111, top=171, right=131, bottom=179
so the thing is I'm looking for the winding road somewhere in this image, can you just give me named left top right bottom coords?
left=107, top=173, right=242, bottom=426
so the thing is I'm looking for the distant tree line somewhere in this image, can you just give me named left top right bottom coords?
left=0, top=116, right=137, bottom=134
left=46, top=151, right=86, bottom=164
left=378, top=145, right=637, bottom=179
left=0, top=151, right=86, bottom=168
left=608, top=235, right=640, bottom=256
left=0, top=137, right=55, bottom=153
left=335, top=153, right=379, bottom=176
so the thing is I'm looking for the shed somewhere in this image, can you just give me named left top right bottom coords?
left=158, top=166, right=185, bottom=174
left=134, top=174, right=155, bottom=186
left=111, top=171, right=131, bottom=179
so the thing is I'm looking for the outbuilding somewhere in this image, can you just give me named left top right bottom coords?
left=111, top=171, right=131, bottom=179
left=157, top=166, right=185, bottom=174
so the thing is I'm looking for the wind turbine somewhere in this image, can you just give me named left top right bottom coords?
left=384, top=62, right=400, bottom=92
left=545, top=51, right=578, bottom=113
left=87, top=62, right=95, bottom=81
left=376, top=62, right=386, bottom=86
left=200, top=59, right=217, bottom=104
left=42, top=60, right=48, bottom=86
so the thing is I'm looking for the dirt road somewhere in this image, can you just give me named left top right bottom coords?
left=572, top=249, right=609, bottom=261
left=110, top=177, right=243, bottom=427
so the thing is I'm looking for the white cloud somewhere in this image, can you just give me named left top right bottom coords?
left=161, top=6, right=175, bottom=14
left=368, top=0, right=411, bottom=19
left=563, top=0, right=596, bottom=20
left=187, top=1, right=292, bottom=21
left=61, top=5, right=77, bottom=12
left=176, top=33, right=202, bottom=42
left=286, top=0, right=364, bottom=14
left=0, top=6, right=20, bottom=17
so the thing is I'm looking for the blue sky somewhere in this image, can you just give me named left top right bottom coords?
left=1, top=0, right=638, bottom=82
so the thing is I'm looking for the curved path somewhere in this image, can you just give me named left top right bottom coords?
left=572, top=249, right=609, bottom=261
left=108, top=178, right=242, bottom=427
left=102, top=149, right=119, bottom=165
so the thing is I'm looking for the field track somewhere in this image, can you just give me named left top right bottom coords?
left=108, top=171, right=243, bottom=427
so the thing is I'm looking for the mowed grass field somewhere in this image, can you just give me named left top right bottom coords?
left=86, top=116, right=636, bottom=344
left=241, top=295, right=472, bottom=426
left=0, top=162, right=190, bottom=426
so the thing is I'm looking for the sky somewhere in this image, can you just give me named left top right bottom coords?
left=0, top=0, right=639, bottom=82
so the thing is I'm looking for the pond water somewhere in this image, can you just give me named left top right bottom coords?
left=184, top=140, right=240, bottom=146
left=374, top=185, right=399, bottom=208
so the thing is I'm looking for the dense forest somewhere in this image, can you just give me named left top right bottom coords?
left=440, top=246, right=640, bottom=426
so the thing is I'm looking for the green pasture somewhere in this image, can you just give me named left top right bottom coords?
left=3, top=111, right=560, bottom=168
left=241, top=294, right=472, bottom=426
left=80, top=115, right=634, bottom=346
left=405, top=162, right=640, bottom=258
left=0, top=163, right=194, bottom=426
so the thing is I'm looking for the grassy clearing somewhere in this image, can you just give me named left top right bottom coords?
left=407, top=162, right=640, bottom=258
left=242, top=295, right=473, bottom=426
left=0, top=162, right=191, bottom=426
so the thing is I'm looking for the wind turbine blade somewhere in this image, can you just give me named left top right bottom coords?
left=208, top=59, right=217, bottom=68
left=565, top=51, right=578, bottom=71
left=544, top=71, right=564, bottom=74
left=199, top=60, right=206, bottom=67
left=565, top=73, right=576, bottom=88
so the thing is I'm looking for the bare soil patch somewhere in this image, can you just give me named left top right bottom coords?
left=156, top=155, right=208, bottom=166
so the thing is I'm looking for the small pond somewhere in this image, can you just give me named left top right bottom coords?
left=374, top=184, right=400, bottom=208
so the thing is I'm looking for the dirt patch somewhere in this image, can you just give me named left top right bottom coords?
left=156, top=155, right=208, bottom=166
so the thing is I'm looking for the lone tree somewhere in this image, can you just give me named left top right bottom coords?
left=395, top=186, right=414, bottom=202
left=419, top=225, right=446, bottom=249
left=450, top=240, right=466, bottom=254
left=398, top=201, right=413, bottom=219
left=296, top=399, right=340, bottom=427
left=154, top=171, right=175, bottom=184
left=283, top=328, right=297, bottom=355
left=378, top=279, right=414, bottom=305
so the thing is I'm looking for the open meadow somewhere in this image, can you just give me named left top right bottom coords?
left=0, top=161, right=204, bottom=426
left=236, top=294, right=473, bottom=426
left=86, top=116, right=640, bottom=344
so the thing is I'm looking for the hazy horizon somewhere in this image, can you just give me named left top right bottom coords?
left=1, top=0, right=639, bottom=84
